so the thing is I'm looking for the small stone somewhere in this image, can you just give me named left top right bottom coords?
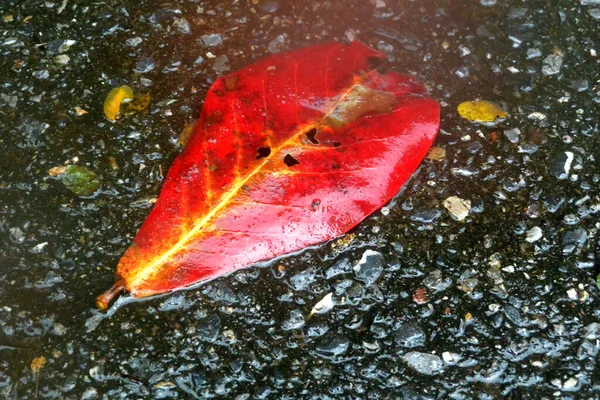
left=345, top=28, right=358, bottom=42
left=81, top=387, right=98, bottom=400
left=222, top=329, right=237, bottom=344
left=525, top=226, right=542, bottom=243
left=32, top=70, right=50, bottom=79
left=442, top=352, right=460, bottom=364
left=377, top=41, right=394, bottom=53
left=548, top=151, right=574, bottom=180
left=325, top=258, right=352, bottom=278
left=46, top=39, right=76, bottom=55
left=584, top=322, right=600, bottom=339
left=289, top=267, right=316, bottom=291
left=526, top=48, right=542, bottom=59
left=134, top=57, right=155, bottom=73
left=423, top=269, right=452, bottom=292
left=310, top=293, right=334, bottom=315
left=503, top=128, right=520, bottom=143
left=212, top=55, right=230, bottom=73
left=268, top=34, right=286, bottom=54
left=542, top=52, right=563, bottom=76
left=563, top=214, right=580, bottom=225
left=411, top=209, right=441, bottom=223
left=281, top=309, right=305, bottom=331
left=173, top=18, right=191, bottom=35
left=403, top=352, right=444, bottom=375
left=54, top=54, right=70, bottom=65
left=443, top=196, right=471, bottom=221
left=201, top=34, right=223, bottom=47
left=353, top=250, right=384, bottom=285
left=562, top=228, right=588, bottom=251
left=257, top=0, right=279, bottom=13
left=458, top=45, right=471, bottom=57
left=315, top=336, right=349, bottom=358
left=457, top=271, right=478, bottom=294
left=394, top=323, right=426, bottom=348
left=363, top=341, right=380, bottom=352
left=589, top=9, right=600, bottom=19
left=412, top=288, right=428, bottom=304
left=51, top=322, right=67, bottom=336
left=563, top=377, right=578, bottom=389
left=504, top=305, right=526, bottom=326
left=197, top=314, right=221, bottom=342
left=125, top=37, right=143, bottom=47
left=9, top=227, right=25, bottom=244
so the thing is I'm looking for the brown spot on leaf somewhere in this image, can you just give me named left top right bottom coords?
left=327, top=85, right=396, bottom=127
left=224, top=75, right=239, bottom=91
left=204, top=110, right=224, bottom=127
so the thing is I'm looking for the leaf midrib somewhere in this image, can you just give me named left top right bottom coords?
left=127, top=78, right=368, bottom=289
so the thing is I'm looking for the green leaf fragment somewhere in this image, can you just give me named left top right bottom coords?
left=62, top=165, right=100, bottom=196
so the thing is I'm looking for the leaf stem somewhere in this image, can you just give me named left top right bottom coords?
left=96, top=279, right=126, bottom=311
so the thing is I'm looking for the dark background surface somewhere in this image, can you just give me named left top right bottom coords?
left=1, top=0, right=599, bottom=398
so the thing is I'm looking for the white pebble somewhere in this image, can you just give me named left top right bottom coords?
left=443, top=196, right=471, bottom=221
left=525, top=226, right=542, bottom=243
left=310, top=293, right=334, bottom=315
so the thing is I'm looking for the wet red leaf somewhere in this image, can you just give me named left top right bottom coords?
left=97, top=41, right=440, bottom=309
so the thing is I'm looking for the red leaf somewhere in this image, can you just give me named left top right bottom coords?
left=97, top=41, right=439, bottom=309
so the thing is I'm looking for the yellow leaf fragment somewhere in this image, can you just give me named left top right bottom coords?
left=74, top=106, right=88, bottom=116
left=457, top=100, right=507, bottom=124
left=178, top=119, right=198, bottom=147
left=103, top=85, right=134, bottom=121
left=426, top=146, right=446, bottom=161
left=329, top=233, right=356, bottom=251
left=465, top=312, right=472, bottom=321
left=31, top=356, right=46, bottom=373
left=121, top=92, right=151, bottom=116
left=108, top=156, right=119, bottom=171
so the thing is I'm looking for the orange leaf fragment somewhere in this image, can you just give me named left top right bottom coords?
left=48, top=166, right=67, bottom=177
left=426, top=146, right=446, bottom=161
left=31, top=356, right=46, bottom=373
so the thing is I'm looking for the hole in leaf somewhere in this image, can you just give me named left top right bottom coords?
left=256, top=146, right=271, bottom=159
left=305, top=128, right=319, bottom=144
left=333, top=141, right=341, bottom=147
left=284, top=154, right=300, bottom=167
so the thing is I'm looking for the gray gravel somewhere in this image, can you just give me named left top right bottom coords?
left=1, top=0, right=600, bottom=399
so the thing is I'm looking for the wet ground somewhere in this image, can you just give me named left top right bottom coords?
left=1, top=0, right=600, bottom=398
